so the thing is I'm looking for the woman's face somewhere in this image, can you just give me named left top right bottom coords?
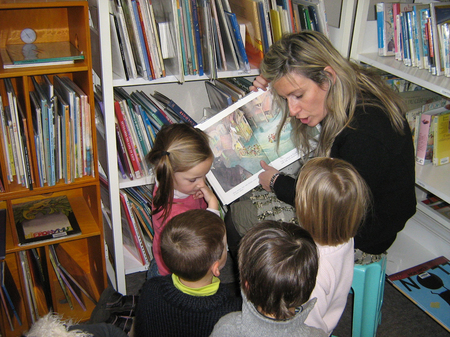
left=273, top=72, right=329, bottom=127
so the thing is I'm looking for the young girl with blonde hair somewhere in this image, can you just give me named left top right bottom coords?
left=295, top=157, right=370, bottom=334
left=146, top=123, right=219, bottom=276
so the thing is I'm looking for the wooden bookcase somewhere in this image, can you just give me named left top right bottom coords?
left=350, top=0, right=450, bottom=275
left=0, top=1, right=107, bottom=336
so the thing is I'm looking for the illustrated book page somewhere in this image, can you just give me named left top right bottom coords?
left=196, top=89, right=300, bottom=205
left=387, top=256, right=450, bottom=332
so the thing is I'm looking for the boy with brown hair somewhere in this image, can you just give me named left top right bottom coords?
left=134, top=209, right=241, bottom=337
left=211, top=221, right=326, bottom=337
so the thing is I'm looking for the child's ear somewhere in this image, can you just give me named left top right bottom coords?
left=211, top=260, right=221, bottom=277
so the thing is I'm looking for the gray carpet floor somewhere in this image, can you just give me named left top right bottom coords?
left=125, top=253, right=450, bottom=336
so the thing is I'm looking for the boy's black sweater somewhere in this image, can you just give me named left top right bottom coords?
left=134, top=275, right=242, bottom=337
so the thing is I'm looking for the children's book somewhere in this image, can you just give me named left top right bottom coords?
left=196, top=89, right=301, bottom=205
left=387, top=256, right=450, bottom=332
left=13, top=195, right=81, bottom=245
left=432, top=110, right=450, bottom=166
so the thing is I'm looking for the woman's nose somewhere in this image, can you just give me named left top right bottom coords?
left=288, top=98, right=300, bottom=116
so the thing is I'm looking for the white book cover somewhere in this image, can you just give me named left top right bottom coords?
left=196, top=89, right=301, bottom=205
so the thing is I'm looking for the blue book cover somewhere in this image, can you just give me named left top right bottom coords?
left=190, top=0, right=204, bottom=76
left=182, top=0, right=197, bottom=74
left=131, top=0, right=152, bottom=80
left=401, top=12, right=411, bottom=66
left=152, top=91, right=197, bottom=126
left=130, top=91, right=168, bottom=126
left=136, top=104, right=154, bottom=148
left=257, top=1, right=269, bottom=54
left=412, top=5, right=426, bottom=69
left=31, top=77, right=52, bottom=186
left=224, top=11, right=250, bottom=72
left=388, top=256, right=450, bottom=331
left=420, top=8, right=431, bottom=70
left=47, top=97, right=55, bottom=186
left=406, top=11, right=417, bottom=67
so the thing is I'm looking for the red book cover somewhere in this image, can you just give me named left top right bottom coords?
left=119, top=192, right=146, bottom=265
left=136, top=0, right=156, bottom=79
left=114, top=101, right=141, bottom=179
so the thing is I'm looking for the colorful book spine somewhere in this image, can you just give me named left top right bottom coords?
left=119, top=191, right=148, bottom=265
left=376, top=2, right=395, bottom=56
left=152, top=91, right=197, bottom=126
left=420, top=8, right=431, bottom=70
left=191, top=0, right=204, bottom=76
left=433, top=110, right=450, bottom=166
left=114, top=101, right=141, bottom=178
left=225, top=11, right=250, bottom=72
left=116, top=123, right=133, bottom=180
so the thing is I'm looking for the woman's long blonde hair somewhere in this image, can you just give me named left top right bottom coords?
left=261, top=31, right=406, bottom=158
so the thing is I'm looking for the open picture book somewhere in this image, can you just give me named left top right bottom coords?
left=196, top=89, right=301, bottom=205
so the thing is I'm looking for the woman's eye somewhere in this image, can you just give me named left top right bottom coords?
left=189, top=179, right=196, bottom=183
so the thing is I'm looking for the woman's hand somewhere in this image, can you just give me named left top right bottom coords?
left=259, top=160, right=280, bottom=192
left=250, top=75, right=270, bottom=92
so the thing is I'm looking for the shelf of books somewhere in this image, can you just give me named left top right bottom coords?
left=0, top=1, right=107, bottom=336
left=351, top=0, right=450, bottom=275
left=92, top=0, right=354, bottom=293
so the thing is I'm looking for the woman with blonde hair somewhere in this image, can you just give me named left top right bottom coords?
left=226, top=31, right=416, bottom=262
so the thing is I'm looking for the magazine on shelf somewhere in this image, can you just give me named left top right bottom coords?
left=387, top=256, right=450, bottom=332
left=196, top=89, right=301, bottom=205
left=13, top=195, right=81, bottom=246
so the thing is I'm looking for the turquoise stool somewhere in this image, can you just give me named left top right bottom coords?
left=350, top=255, right=387, bottom=337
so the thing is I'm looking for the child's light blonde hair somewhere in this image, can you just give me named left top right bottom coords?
left=295, top=157, right=371, bottom=246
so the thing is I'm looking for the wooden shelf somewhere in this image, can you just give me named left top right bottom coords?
left=0, top=1, right=106, bottom=336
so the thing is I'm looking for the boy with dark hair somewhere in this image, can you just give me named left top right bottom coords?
left=211, top=221, right=326, bottom=337
left=134, top=209, right=241, bottom=337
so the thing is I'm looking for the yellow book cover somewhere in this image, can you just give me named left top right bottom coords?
left=270, top=9, right=282, bottom=42
left=433, top=110, right=450, bottom=166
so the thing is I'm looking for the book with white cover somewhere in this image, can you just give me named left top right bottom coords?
left=196, top=89, right=301, bottom=205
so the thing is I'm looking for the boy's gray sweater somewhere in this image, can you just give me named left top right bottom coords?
left=210, top=292, right=328, bottom=337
